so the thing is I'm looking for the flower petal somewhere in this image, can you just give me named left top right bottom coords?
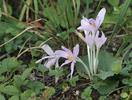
left=95, top=31, right=107, bottom=48
left=44, top=58, right=56, bottom=68
left=77, top=17, right=95, bottom=32
left=61, top=46, right=73, bottom=56
left=35, top=56, right=54, bottom=63
left=85, top=31, right=95, bottom=48
left=95, top=8, right=106, bottom=29
left=55, top=58, right=59, bottom=68
left=61, top=60, right=71, bottom=67
left=70, top=62, right=75, bottom=79
left=73, top=44, right=79, bottom=58
left=41, top=44, right=54, bottom=55
left=55, top=50, right=69, bottom=58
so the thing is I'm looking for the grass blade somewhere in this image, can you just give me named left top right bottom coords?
left=34, top=0, right=38, bottom=19
left=86, top=0, right=89, bottom=18
left=107, top=0, right=132, bottom=47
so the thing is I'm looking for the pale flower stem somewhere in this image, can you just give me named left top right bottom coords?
left=93, top=46, right=96, bottom=74
left=90, top=48, right=93, bottom=75
left=87, top=45, right=92, bottom=75
left=76, top=57, right=91, bottom=79
left=95, top=48, right=99, bottom=73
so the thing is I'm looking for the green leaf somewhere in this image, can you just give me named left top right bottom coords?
left=0, top=94, right=5, bottom=100
left=120, top=92, right=128, bottom=98
left=43, top=87, right=55, bottom=100
left=48, top=68, right=63, bottom=77
left=76, top=51, right=122, bottom=80
left=20, top=90, right=35, bottom=100
left=69, top=76, right=79, bottom=87
left=13, top=75, right=23, bottom=89
left=37, top=64, right=48, bottom=73
left=95, top=71, right=114, bottom=80
left=93, top=79, right=119, bottom=95
left=107, top=0, right=119, bottom=7
left=27, top=81, right=44, bottom=94
left=1, top=57, right=19, bottom=73
left=9, top=95, right=19, bottom=100
left=81, top=86, right=92, bottom=100
left=21, top=68, right=32, bottom=81
left=0, top=85, right=19, bottom=95
left=31, top=50, right=40, bottom=57
left=111, top=59, right=122, bottom=74
left=122, top=77, right=132, bottom=86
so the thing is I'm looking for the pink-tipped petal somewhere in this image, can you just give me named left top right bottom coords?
left=73, top=44, right=79, bottom=58
left=70, top=62, right=75, bottom=79
left=41, top=44, right=54, bottom=55
left=61, top=60, right=71, bottom=67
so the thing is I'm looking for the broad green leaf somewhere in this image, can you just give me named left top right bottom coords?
left=0, top=94, right=5, bottom=100
left=93, top=80, right=119, bottom=95
left=9, top=95, right=19, bottom=100
left=0, top=85, right=19, bottom=95
left=76, top=51, right=122, bottom=80
left=21, top=68, right=32, bottom=81
left=95, top=71, right=114, bottom=80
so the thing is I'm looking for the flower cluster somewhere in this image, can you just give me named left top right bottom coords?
left=36, top=8, right=107, bottom=80
left=36, top=44, right=79, bottom=79
left=77, top=8, right=107, bottom=76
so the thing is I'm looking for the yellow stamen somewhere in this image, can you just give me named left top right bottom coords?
left=68, top=55, right=73, bottom=61
left=90, top=23, right=96, bottom=27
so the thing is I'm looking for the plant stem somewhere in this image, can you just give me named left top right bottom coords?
left=76, top=57, right=91, bottom=79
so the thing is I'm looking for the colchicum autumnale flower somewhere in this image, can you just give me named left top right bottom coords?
left=55, top=44, right=79, bottom=79
left=77, top=8, right=107, bottom=77
left=77, top=8, right=106, bottom=33
left=36, top=44, right=59, bottom=70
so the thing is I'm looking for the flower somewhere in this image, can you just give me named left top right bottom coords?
left=55, top=44, right=79, bottom=79
left=77, top=8, right=106, bottom=32
left=95, top=31, right=107, bottom=48
left=85, top=30, right=95, bottom=48
left=36, top=44, right=59, bottom=69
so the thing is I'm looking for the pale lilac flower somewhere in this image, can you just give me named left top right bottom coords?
left=36, top=44, right=59, bottom=69
left=95, top=31, right=107, bottom=48
left=77, top=8, right=106, bottom=32
left=55, top=44, right=79, bottom=79
left=85, top=30, right=95, bottom=48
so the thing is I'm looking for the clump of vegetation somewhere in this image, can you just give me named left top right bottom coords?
left=0, top=0, right=132, bottom=100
